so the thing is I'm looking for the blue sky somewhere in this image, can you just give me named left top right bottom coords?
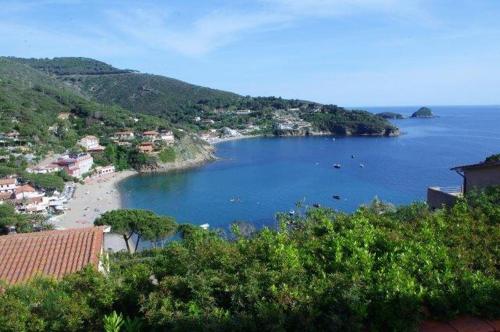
left=1, top=0, right=500, bottom=106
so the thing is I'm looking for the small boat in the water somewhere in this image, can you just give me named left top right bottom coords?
left=200, top=223, right=210, bottom=230
left=333, top=164, right=341, bottom=169
left=332, top=195, right=341, bottom=200
left=313, top=203, right=321, bottom=208
left=289, top=210, right=296, bottom=216
left=351, top=154, right=355, bottom=159
left=359, top=163, right=365, bottom=168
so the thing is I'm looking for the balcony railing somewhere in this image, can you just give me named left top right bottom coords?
left=430, top=186, right=463, bottom=195
left=427, top=186, right=463, bottom=209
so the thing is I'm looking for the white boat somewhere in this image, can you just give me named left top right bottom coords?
left=200, top=223, right=210, bottom=230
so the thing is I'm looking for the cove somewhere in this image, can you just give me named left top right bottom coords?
left=119, top=106, right=500, bottom=230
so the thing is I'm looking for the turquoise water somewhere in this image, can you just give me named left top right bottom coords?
left=119, top=106, right=500, bottom=229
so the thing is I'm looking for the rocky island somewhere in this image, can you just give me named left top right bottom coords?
left=411, top=107, right=434, bottom=118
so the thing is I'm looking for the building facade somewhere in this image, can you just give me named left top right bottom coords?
left=78, top=135, right=104, bottom=152
left=0, top=178, right=17, bottom=193
left=427, top=158, right=500, bottom=209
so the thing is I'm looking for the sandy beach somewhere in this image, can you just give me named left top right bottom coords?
left=50, top=136, right=255, bottom=230
left=51, top=170, right=137, bottom=229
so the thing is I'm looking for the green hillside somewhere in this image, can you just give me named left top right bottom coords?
left=68, top=72, right=241, bottom=121
left=0, top=58, right=168, bottom=155
left=4, top=56, right=134, bottom=75
left=6, top=57, right=399, bottom=136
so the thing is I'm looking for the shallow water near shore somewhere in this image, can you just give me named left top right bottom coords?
left=119, top=106, right=500, bottom=234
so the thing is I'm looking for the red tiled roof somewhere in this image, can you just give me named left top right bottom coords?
left=0, top=227, right=104, bottom=284
left=15, top=184, right=36, bottom=193
left=420, top=317, right=500, bottom=332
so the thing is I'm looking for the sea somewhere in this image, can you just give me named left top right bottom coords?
left=119, top=106, right=500, bottom=234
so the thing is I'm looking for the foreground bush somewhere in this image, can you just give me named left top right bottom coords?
left=0, top=188, right=498, bottom=331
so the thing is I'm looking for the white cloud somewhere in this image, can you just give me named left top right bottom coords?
left=101, top=0, right=432, bottom=57
left=262, top=0, right=428, bottom=18
left=105, top=8, right=290, bottom=57
left=0, top=0, right=433, bottom=57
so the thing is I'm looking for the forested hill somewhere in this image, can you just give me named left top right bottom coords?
left=0, top=58, right=168, bottom=154
left=5, top=56, right=242, bottom=120
left=4, top=56, right=135, bottom=75
left=68, top=71, right=242, bottom=119
left=4, top=56, right=398, bottom=136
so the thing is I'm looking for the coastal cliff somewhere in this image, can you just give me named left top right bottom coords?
left=139, top=134, right=215, bottom=173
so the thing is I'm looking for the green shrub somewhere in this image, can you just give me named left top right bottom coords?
left=158, top=147, right=176, bottom=163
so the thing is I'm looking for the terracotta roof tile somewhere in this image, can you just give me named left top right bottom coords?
left=449, top=317, right=495, bottom=332
left=15, top=184, right=36, bottom=193
left=0, top=227, right=104, bottom=284
left=420, top=320, right=456, bottom=332
left=486, top=321, right=500, bottom=332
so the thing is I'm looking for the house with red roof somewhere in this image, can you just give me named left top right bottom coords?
left=138, top=142, right=154, bottom=153
left=0, top=227, right=107, bottom=285
left=142, top=130, right=159, bottom=141
left=14, top=184, right=41, bottom=200
left=0, top=178, right=17, bottom=193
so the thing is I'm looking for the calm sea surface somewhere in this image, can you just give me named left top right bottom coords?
left=119, top=106, right=500, bottom=230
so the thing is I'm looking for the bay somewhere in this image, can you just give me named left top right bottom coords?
left=119, top=106, right=500, bottom=231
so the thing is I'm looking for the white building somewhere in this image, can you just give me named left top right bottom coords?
left=92, top=165, right=115, bottom=178
left=160, top=131, right=175, bottom=144
left=78, top=135, right=103, bottom=151
left=26, top=164, right=61, bottom=174
left=15, top=184, right=44, bottom=200
left=115, top=131, right=135, bottom=141
left=17, top=196, right=50, bottom=214
left=0, top=178, right=17, bottom=193
left=142, top=131, right=159, bottom=141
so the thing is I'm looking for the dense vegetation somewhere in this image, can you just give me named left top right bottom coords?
left=7, top=57, right=398, bottom=136
left=0, top=58, right=169, bottom=155
left=5, top=57, right=134, bottom=75
left=0, top=187, right=498, bottom=331
left=0, top=203, right=50, bottom=234
left=484, top=153, right=500, bottom=164
left=376, top=112, right=404, bottom=119
left=303, top=105, right=399, bottom=136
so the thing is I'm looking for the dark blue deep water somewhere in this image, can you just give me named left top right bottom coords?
left=119, top=106, right=500, bottom=229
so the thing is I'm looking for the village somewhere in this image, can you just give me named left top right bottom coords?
left=0, top=127, right=176, bottom=231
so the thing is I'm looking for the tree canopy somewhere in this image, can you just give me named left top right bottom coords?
left=94, top=209, right=177, bottom=251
